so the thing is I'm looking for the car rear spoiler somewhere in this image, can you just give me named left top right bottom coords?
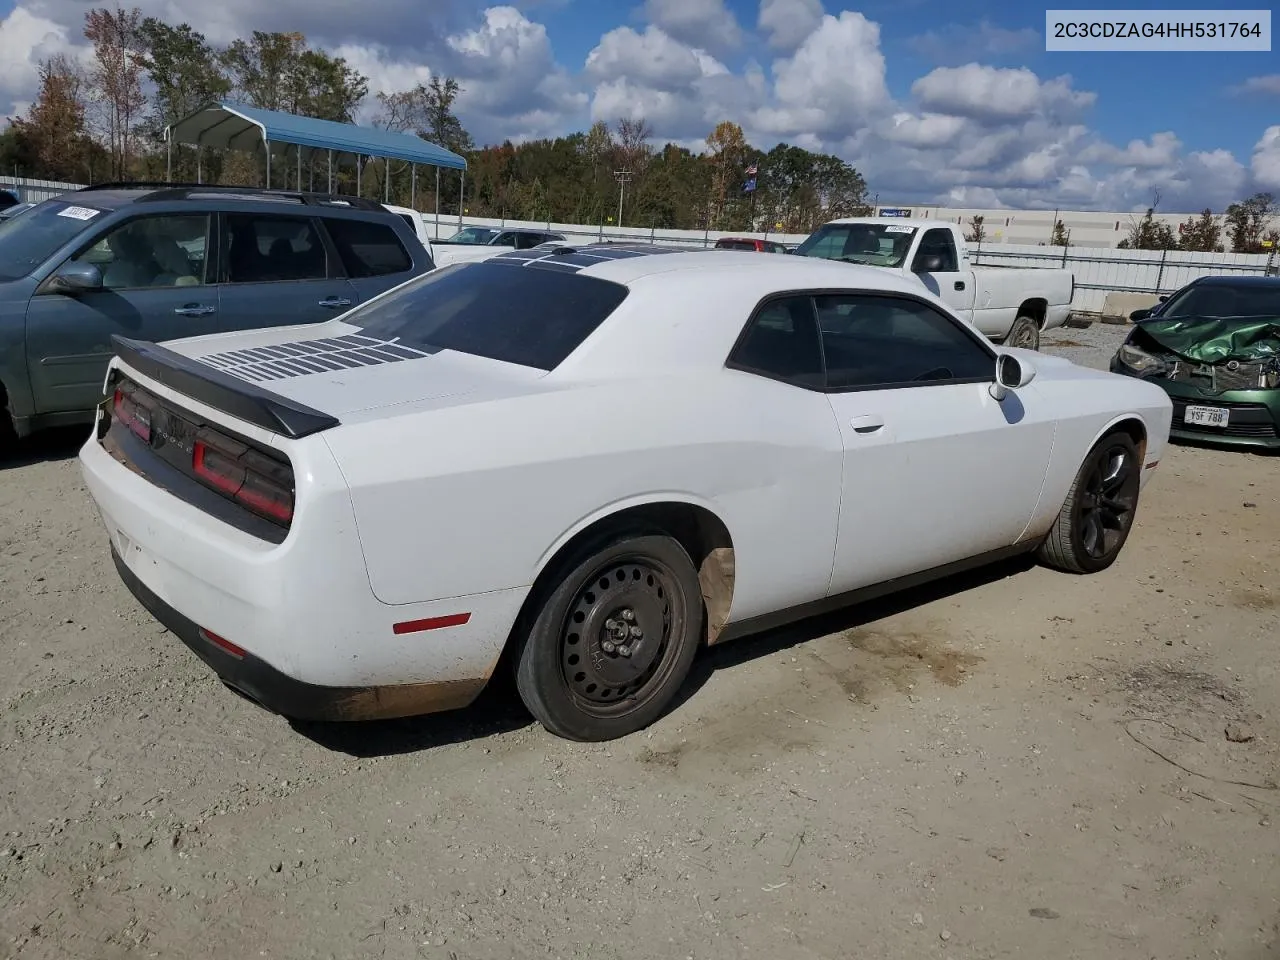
left=110, top=335, right=341, bottom=439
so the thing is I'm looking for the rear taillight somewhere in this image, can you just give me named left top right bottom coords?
left=113, top=387, right=151, bottom=442
left=192, top=429, right=294, bottom=524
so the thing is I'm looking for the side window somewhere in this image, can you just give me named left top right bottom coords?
left=223, top=214, right=328, bottom=283
left=72, top=214, right=210, bottom=290
left=324, top=218, right=413, bottom=278
left=727, top=296, right=824, bottom=388
left=815, top=294, right=993, bottom=390
left=912, top=228, right=958, bottom=272
left=493, top=232, right=516, bottom=246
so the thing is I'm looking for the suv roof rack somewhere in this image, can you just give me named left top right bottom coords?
left=76, top=182, right=386, bottom=211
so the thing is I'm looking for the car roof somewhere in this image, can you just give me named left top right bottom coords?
left=1192, top=274, right=1280, bottom=288
left=486, top=243, right=924, bottom=295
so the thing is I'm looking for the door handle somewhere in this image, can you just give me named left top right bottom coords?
left=174, top=304, right=215, bottom=317
left=319, top=297, right=353, bottom=309
left=954, top=281, right=966, bottom=291
left=850, top=415, right=885, bottom=434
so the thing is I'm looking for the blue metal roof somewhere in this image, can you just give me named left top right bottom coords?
left=166, top=101, right=467, bottom=171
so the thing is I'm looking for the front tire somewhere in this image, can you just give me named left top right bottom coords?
left=515, top=531, right=704, bottom=741
left=1006, top=315, right=1041, bottom=351
left=1038, top=432, right=1142, bottom=574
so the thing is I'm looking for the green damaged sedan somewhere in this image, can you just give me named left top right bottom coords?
left=1109, top=276, right=1280, bottom=450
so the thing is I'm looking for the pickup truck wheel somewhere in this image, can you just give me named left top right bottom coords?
left=1037, top=432, right=1142, bottom=575
left=515, top=531, right=703, bottom=742
left=1006, top=315, right=1040, bottom=351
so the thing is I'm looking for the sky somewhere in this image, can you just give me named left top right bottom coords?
left=0, top=0, right=1277, bottom=212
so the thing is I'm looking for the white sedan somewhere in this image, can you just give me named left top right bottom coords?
left=79, top=245, right=1174, bottom=741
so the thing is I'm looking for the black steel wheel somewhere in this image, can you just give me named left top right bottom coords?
left=1038, top=432, right=1142, bottom=574
left=1006, top=315, right=1041, bottom=352
left=515, top=530, right=703, bottom=741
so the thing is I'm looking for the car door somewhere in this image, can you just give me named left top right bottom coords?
left=214, top=211, right=359, bottom=334
left=815, top=292, right=1057, bottom=595
left=24, top=211, right=222, bottom=415
left=320, top=216, right=420, bottom=303
left=911, top=228, right=975, bottom=320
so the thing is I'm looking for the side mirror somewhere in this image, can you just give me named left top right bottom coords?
left=1129, top=307, right=1152, bottom=323
left=45, top=261, right=104, bottom=296
left=990, top=352, right=1036, bottom=401
left=915, top=254, right=943, bottom=272
left=1157, top=295, right=1167, bottom=303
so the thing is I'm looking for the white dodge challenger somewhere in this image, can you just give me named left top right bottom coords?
left=79, top=244, right=1174, bottom=741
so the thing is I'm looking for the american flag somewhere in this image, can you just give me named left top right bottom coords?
left=744, top=163, right=758, bottom=176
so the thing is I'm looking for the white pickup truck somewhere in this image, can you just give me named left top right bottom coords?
left=792, top=218, right=1075, bottom=350
left=383, top=205, right=516, bottom=268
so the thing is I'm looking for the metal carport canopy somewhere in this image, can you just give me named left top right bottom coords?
left=164, top=101, right=468, bottom=171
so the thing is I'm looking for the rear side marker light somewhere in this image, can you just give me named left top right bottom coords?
left=199, top=628, right=246, bottom=659
left=393, top=613, right=472, bottom=635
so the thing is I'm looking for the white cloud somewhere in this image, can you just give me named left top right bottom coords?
left=757, top=0, right=823, bottom=52
left=642, top=0, right=742, bottom=52
left=0, top=6, right=83, bottom=119
left=759, top=11, right=888, bottom=138
left=1233, top=74, right=1280, bottom=96
left=584, top=26, right=725, bottom=92
left=1077, top=131, right=1181, bottom=168
left=1252, top=126, right=1280, bottom=190
left=911, top=64, right=1095, bottom=124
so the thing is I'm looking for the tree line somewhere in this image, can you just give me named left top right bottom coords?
left=0, top=6, right=870, bottom=232
left=1, top=6, right=1275, bottom=244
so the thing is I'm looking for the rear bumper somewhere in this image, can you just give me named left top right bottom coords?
left=111, top=546, right=484, bottom=721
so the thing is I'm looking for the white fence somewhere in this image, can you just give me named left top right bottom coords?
left=7, top=177, right=1276, bottom=315
left=969, top=242, right=1276, bottom=314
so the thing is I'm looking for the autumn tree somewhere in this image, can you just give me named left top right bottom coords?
left=10, top=55, right=99, bottom=182
left=1177, top=209, right=1223, bottom=252
left=84, top=4, right=147, bottom=179
left=965, top=214, right=986, bottom=243
left=705, top=120, right=747, bottom=229
left=1224, top=192, right=1277, bottom=253
left=613, top=117, right=653, bottom=174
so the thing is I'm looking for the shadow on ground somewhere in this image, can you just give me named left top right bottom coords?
left=296, top=553, right=1035, bottom=758
left=2, top=426, right=88, bottom=468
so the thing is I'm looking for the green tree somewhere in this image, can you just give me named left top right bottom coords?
left=1176, top=209, right=1223, bottom=252
left=1050, top=220, right=1070, bottom=246
left=1224, top=192, right=1276, bottom=253
left=965, top=215, right=986, bottom=243
left=1117, top=208, right=1176, bottom=250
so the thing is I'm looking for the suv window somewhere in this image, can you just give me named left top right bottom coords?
left=224, top=213, right=328, bottom=283
left=324, top=218, right=413, bottom=278
left=71, top=213, right=210, bottom=290
left=912, top=228, right=958, bottom=272
left=727, top=296, right=824, bottom=387
left=815, top=294, right=992, bottom=389
left=345, top=260, right=629, bottom=371
left=0, top=200, right=110, bottom=282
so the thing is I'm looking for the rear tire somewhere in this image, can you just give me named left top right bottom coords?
left=1038, top=432, right=1142, bottom=574
left=1006, top=315, right=1041, bottom=351
left=515, top=530, right=704, bottom=742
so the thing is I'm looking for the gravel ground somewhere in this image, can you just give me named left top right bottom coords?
left=2, top=322, right=1279, bottom=960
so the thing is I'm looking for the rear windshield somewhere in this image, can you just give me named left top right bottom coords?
left=0, top=199, right=107, bottom=281
left=346, top=261, right=630, bottom=371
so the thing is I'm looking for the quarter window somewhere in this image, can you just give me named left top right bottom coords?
left=727, top=296, right=825, bottom=387
left=324, top=218, right=413, bottom=278
left=815, top=294, right=992, bottom=389
left=223, top=214, right=328, bottom=283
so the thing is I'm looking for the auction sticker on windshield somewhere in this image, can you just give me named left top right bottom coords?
left=1184, top=405, right=1230, bottom=427
left=883, top=225, right=915, bottom=233
left=56, top=205, right=101, bottom=221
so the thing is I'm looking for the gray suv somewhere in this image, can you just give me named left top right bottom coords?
left=0, top=183, right=434, bottom=447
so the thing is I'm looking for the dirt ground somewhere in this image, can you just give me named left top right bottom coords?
left=2, top=323, right=1278, bottom=960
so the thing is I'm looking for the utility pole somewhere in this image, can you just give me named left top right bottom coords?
left=613, top=169, right=633, bottom=228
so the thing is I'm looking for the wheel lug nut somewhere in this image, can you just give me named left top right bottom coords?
left=621, top=610, right=635, bottom=622
left=630, top=626, right=643, bottom=639
left=602, top=641, right=616, bottom=654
